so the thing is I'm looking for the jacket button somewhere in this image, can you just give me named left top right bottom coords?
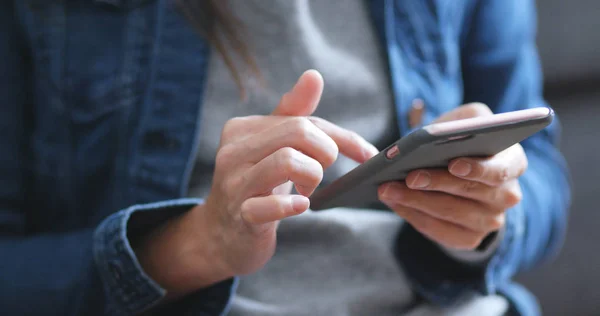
left=409, top=99, right=425, bottom=128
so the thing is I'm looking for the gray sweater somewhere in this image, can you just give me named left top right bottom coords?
left=188, top=1, right=507, bottom=315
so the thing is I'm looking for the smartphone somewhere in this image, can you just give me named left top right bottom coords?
left=309, top=107, right=554, bottom=211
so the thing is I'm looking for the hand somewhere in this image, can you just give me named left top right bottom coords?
left=378, top=103, right=527, bottom=250
left=137, top=70, right=378, bottom=297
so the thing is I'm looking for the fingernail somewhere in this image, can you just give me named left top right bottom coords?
left=380, top=183, right=403, bottom=202
left=291, top=195, right=310, bottom=214
left=410, top=171, right=431, bottom=188
left=296, top=70, right=322, bottom=91
left=450, top=160, right=472, bottom=176
left=303, top=69, right=321, bottom=78
left=381, top=183, right=391, bottom=199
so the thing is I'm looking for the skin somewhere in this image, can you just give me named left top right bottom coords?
left=378, top=103, right=527, bottom=250
left=136, top=71, right=528, bottom=300
left=136, top=70, right=378, bottom=299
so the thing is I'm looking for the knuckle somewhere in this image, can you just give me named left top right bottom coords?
left=521, top=158, right=529, bottom=176
left=222, top=117, right=245, bottom=139
left=312, top=161, right=325, bottom=182
left=472, top=213, right=487, bottom=231
left=466, top=212, right=489, bottom=233
left=504, top=184, right=523, bottom=207
left=275, top=147, right=299, bottom=174
left=519, top=153, right=529, bottom=177
left=485, top=214, right=506, bottom=232
left=278, top=146, right=297, bottom=159
left=327, top=136, right=340, bottom=158
left=304, top=160, right=324, bottom=190
left=460, top=180, right=480, bottom=194
left=215, top=144, right=237, bottom=169
left=466, top=102, right=492, bottom=116
left=488, top=186, right=502, bottom=204
left=290, top=117, right=313, bottom=139
left=495, top=166, right=510, bottom=185
left=294, top=117, right=338, bottom=168
left=222, top=176, right=243, bottom=194
left=324, top=143, right=339, bottom=167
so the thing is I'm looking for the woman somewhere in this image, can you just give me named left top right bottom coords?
left=1, top=0, right=570, bottom=315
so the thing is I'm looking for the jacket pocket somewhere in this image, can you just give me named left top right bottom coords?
left=22, top=1, right=155, bottom=124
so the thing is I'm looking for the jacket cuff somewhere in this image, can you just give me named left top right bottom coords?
left=393, top=205, right=524, bottom=306
left=92, top=199, right=236, bottom=316
left=440, top=227, right=505, bottom=264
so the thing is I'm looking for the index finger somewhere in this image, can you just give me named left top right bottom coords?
left=223, top=116, right=378, bottom=164
left=433, top=103, right=493, bottom=123
left=308, top=116, right=379, bottom=163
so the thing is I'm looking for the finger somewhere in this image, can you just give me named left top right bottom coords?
left=224, top=116, right=378, bottom=168
left=405, top=169, right=523, bottom=209
left=240, top=195, right=310, bottom=225
left=272, top=69, right=324, bottom=116
left=231, top=117, right=339, bottom=169
left=433, top=102, right=493, bottom=123
left=309, top=116, right=379, bottom=162
left=221, top=115, right=314, bottom=144
left=378, top=182, right=505, bottom=233
left=244, top=147, right=323, bottom=197
left=448, top=144, right=528, bottom=186
left=390, top=204, right=488, bottom=250
left=221, top=70, right=324, bottom=144
left=220, top=115, right=277, bottom=144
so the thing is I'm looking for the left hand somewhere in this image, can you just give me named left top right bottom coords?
left=378, top=103, right=528, bottom=250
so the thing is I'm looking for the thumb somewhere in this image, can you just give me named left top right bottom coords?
left=272, top=69, right=324, bottom=116
left=433, top=102, right=493, bottom=123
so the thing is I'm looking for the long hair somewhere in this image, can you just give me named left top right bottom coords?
left=176, top=0, right=259, bottom=98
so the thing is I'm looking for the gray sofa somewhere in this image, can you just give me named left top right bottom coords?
left=536, top=0, right=600, bottom=84
left=515, top=1, right=600, bottom=315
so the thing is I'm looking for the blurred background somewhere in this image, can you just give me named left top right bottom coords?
left=515, top=1, right=600, bottom=315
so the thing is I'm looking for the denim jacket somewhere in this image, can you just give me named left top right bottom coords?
left=0, top=0, right=570, bottom=315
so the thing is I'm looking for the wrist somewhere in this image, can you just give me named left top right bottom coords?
left=135, top=203, right=233, bottom=299
left=439, top=227, right=505, bottom=264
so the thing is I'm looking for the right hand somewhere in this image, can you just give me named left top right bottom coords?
left=137, top=70, right=378, bottom=298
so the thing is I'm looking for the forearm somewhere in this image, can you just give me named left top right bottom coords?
left=97, top=199, right=237, bottom=316
left=133, top=203, right=233, bottom=301
left=0, top=199, right=236, bottom=316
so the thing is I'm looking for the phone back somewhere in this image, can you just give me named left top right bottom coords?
left=309, top=111, right=553, bottom=210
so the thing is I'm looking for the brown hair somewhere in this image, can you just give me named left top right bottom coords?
left=175, top=0, right=259, bottom=98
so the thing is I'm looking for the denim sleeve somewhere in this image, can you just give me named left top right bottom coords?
left=94, top=200, right=237, bottom=316
left=0, top=2, right=234, bottom=315
left=394, top=0, right=571, bottom=307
